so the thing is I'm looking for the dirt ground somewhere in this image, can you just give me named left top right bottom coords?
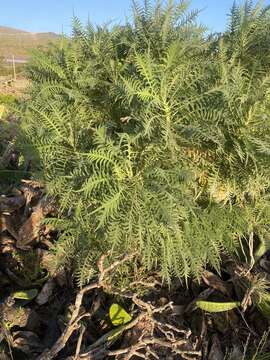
left=0, top=75, right=29, bottom=96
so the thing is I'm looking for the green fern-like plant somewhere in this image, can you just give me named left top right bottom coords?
left=19, top=0, right=270, bottom=285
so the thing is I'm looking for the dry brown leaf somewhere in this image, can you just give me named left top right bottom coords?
left=12, top=331, right=43, bottom=355
left=36, top=279, right=56, bottom=305
left=202, top=270, right=232, bottom=297
left=171, top=305, right=185, bottom=316
left=17, top=205, right=43, bottom=246
left=208, top=334, right=224, bottom=360
left=21, top=179, right=43, bottom=189
left=0, top=195, right=25, bottom=213
left=17, top=197, right=57, bottom=246
left=54, top=269, right=68, bottom=287
left=0, top=214, right=20, bottom=241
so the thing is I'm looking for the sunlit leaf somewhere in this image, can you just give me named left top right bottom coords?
left=196, top=300, right=240, bottom=313
left=12, top=289, right=38, bottom=300
left=109, top=303, right=132, bottom=326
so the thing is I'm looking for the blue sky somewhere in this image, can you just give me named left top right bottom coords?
left=0, top=0, right=269, bottom=34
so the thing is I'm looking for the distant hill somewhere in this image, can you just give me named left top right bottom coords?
left=0, top=26, right=60, bottom=59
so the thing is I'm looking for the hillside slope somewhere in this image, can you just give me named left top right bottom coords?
left=0, top=26, right=59, bottom=59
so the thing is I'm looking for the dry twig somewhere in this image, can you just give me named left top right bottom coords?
left=37, top=253, right=135, bottom=360
left=38, top=251, right=198, bottom=360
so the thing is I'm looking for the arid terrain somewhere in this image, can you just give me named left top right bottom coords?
left=0, top=26, right=59, bottom=59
